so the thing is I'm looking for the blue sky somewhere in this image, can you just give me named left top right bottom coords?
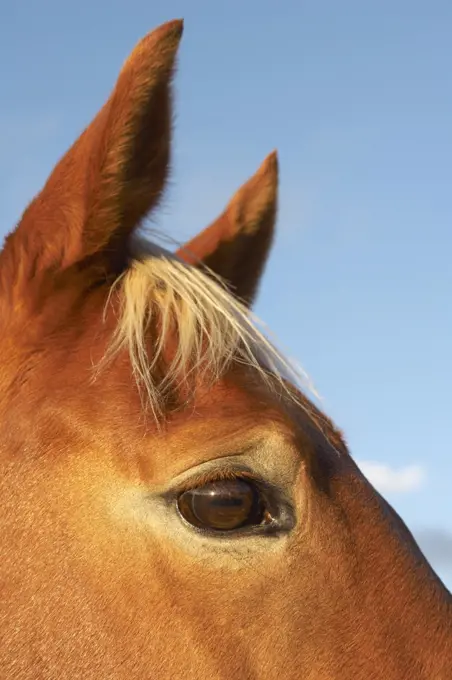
left=1, top=1, right=451, bottom=586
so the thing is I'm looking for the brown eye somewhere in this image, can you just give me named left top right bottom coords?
left=177, top=479, right=265, bottom=532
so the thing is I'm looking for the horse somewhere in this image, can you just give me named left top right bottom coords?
left=1, top=19, right=450, bottom=680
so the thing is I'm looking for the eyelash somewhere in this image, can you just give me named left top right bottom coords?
left=174, top=466, right=259, bottom=496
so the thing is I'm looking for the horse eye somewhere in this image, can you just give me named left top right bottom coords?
left=177, top=479, right=265, bottom=531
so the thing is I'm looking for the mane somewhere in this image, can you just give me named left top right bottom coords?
left=100, top=237, right=312, bottom=421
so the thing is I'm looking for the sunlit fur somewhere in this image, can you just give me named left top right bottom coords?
left=1, top=18, right=451, bottom=680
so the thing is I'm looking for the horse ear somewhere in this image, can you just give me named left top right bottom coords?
left=176, top=151, right=278, bottom=306
left=0, top=20, right=182, bottom=297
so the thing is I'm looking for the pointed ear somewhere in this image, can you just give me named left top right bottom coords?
left=0, top=20, right=182, bottom=294
left=176, top=151, right=278, bottom=306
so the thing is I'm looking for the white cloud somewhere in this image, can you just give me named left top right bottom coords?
left=357, top=461, right=425, bottom=494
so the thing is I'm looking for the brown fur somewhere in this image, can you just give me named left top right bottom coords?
left=0, top=19, right=451, bottom=680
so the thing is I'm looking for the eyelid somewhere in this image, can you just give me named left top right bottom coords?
left=171, top=465, right=259, bottom=496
